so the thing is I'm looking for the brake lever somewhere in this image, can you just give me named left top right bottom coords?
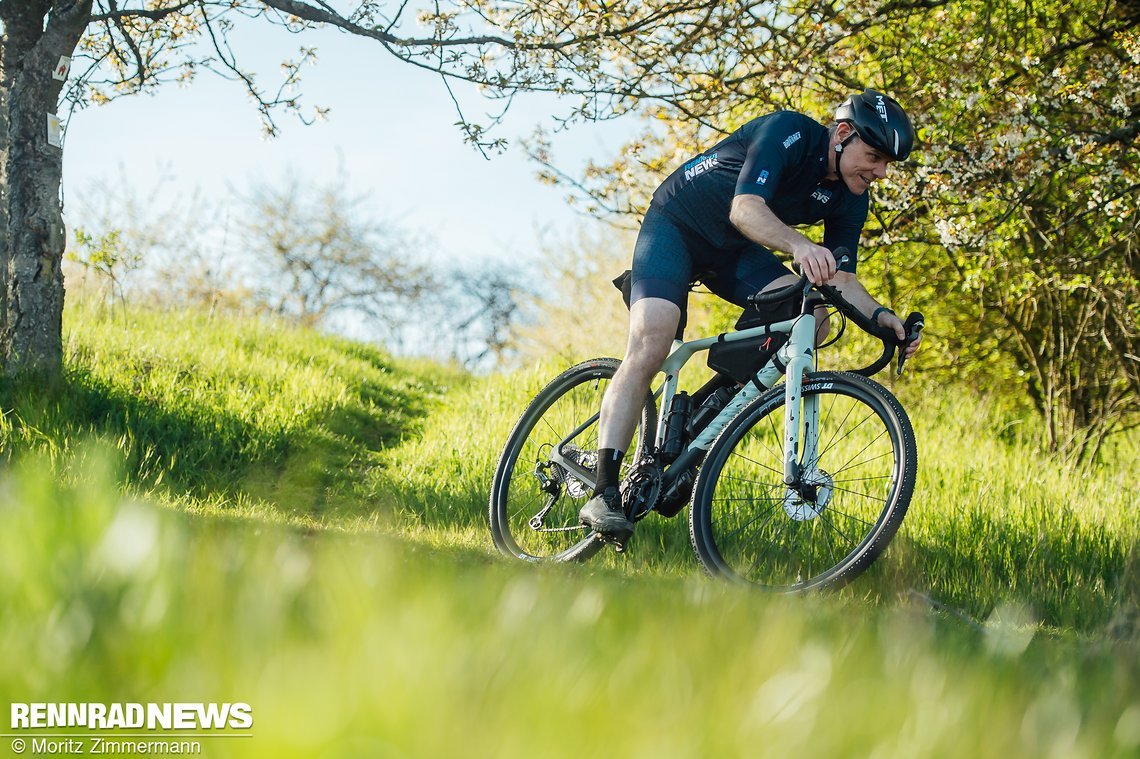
left=896, top=312, right=925, bottom=376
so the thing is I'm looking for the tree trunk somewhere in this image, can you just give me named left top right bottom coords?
left=0, top=8, right=12, bottom=348
left=0, top=0, right=91, bottom=379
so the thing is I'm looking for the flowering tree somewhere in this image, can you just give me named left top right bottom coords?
left=1, top=0, right=810, bottom=377
left=852, top=0, right=1138, bottom=461
left=544, top=0, right=1139, bottom=461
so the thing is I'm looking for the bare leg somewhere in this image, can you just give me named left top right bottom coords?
left=579, top=297, right=680, bottom=544
left=597, top=297, right=682, bottom=452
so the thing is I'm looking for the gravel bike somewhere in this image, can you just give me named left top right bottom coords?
left=488, top=253, right=924, bottom=591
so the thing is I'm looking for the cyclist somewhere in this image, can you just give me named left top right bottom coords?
left=580, top=89, right=924, bottom=544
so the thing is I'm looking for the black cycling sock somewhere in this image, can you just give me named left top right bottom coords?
left=594, top=448, right=625, bottom=495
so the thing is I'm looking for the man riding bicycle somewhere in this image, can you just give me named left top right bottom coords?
left=580, top=89, right=925, bottom=544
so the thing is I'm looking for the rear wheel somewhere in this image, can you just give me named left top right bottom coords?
left=689, top=371, right=916, bottom=590
left=489, top=358, right=656, bottom=562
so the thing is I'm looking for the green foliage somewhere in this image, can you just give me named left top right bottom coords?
left=856, top=0, right=1140, bottom=462
left=66, top=227, right=139, bottom=303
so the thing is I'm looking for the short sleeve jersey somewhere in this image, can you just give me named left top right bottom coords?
left=650, top=111, right=868, bottom=272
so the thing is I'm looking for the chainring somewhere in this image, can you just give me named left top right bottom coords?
left=621, top=457, right=664, bottom=521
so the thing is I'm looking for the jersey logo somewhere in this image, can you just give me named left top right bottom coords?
left=811, top=188, right=832, bottom=204
left=756, top=169, right=769, bottom=185
left=683, top=152, right=719, bottom=181
left=782, top=131, right=802, bottom=149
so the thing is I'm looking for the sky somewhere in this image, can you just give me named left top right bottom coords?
left=60, top=18, right=642, bottom=272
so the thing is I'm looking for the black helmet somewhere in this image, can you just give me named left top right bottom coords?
left=835, top=89, right=916, bottom=161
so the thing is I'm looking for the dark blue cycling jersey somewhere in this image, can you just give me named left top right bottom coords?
left=650, top=110, right=868, bottom=273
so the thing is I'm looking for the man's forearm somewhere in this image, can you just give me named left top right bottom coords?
left=729, top=195, right=813, bottom=254
left=827, top=271, right=884, bottom=319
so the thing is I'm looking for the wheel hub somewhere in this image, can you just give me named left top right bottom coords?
left=782, top=469, right=834, bottom=521
left=552, top=444, right=598, bottom=499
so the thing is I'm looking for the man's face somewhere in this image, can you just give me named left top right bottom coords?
left=839, top=127, right=892, bottom=195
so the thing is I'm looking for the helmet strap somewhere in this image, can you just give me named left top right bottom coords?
left=832, top=125, right=858, bottom=178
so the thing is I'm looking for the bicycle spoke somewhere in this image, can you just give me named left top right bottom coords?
left=821, top=516, right=841, bottom=567
left=832, top=428, right=889, bottom=475
left=715, top=472, right=786, bottom=491
left=744, top=508, right=790, bottom=575
left=717, top=499, right=781, bottom=545
left=756, top=413, right=784, bottom=463
left=818, top=509, right=858, bottom=549
left=824, top=503, right=876, bottom=528
left=711, top=491, right=784, bottom=505
left=817, top=409, right=876, bottom=464
left=508, top=491, right=545, bottom=523
left=712, top=488, right=783, bottom=519
left=807, top=519, right=816, bottom=579
left=832, top=450, right=894, bottom=477
left=818, top=391, right=835, bottom=434
left=780, top=517, right=802, bottom=580
left=830, top=484, right=888, bottom=505
left=831, top=472, right=893, bottom=485
left=818, top=395, right=860, bottom=458
left=726, top=450, right=785, bottom=477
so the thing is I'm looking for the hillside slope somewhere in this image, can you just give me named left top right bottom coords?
left=2, top=301, right=459, bottom=524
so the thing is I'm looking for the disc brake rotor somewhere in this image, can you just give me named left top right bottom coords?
left=782, top=469, right=834, bottom=521
left=551, top=444, right=598, bottom=499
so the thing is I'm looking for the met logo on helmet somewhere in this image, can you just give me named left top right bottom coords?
left=875, top=95, right=889, bottom=123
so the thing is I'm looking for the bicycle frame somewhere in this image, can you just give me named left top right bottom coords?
left=548, top=302, right=822, bottom=499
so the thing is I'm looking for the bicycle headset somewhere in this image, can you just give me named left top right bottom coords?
left=832, top=89, right=916, bottom=175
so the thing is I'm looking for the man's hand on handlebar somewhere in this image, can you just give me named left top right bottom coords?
left=792, top=242, right=837, bottom=285
left=876, top=311, right=922, bottom=359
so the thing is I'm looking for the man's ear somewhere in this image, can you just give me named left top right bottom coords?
left=835, top=122, right=856, bottom=142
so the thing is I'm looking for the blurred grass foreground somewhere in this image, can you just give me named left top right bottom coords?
left=0, top=300, right=1138, bottom=757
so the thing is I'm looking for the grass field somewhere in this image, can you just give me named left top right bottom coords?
left=1, top=300, right=1138, bottom=757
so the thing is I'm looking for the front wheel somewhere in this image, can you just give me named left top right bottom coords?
left=689, top=371, right=916, bottom=591
left=489, top=358, right=656, bottom=562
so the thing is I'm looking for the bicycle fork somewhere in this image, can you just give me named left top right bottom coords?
left=780, top=314, right=820, bottom=487
left=663, top=313, right=823, bottom=509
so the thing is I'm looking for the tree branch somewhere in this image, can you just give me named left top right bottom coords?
left=89, top=0, right=197, bottom=23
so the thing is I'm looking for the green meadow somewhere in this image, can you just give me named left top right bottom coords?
left=1, top=300, right=1137, bottom=757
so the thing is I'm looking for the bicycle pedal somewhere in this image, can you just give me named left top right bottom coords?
left=592, top=530, right=631, bottom=553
